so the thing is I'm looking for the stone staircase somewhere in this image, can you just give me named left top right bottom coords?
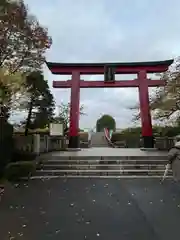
left=33, top=151, right=172, bottom=179
left=90, top=132, right=108, bottom=147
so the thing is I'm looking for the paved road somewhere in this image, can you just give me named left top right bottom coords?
left=0, top=178, right=180, bottom=240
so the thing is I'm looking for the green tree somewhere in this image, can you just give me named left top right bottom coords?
left=0, top=0, right=52, bottom=122
left=22, top=71, right=55, bottom=135
left=0, top=68, right=25, bottom=119
left=54, top=103, right=85, bottom=128
left=96, top=114, right=116, bottom=132
left=31, top=91, right=55, bottom=129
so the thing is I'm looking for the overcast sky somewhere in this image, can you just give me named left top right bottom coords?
left=20, top=0, right=180, bottom=129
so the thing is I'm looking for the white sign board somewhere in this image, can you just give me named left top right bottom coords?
left=50, top=123, right=63, bottom=136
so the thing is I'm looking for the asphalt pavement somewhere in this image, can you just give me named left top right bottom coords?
left=0, top=178, right=180, bottom=240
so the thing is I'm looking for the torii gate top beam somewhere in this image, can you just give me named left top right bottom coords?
left=46, top=59, right=173, bottom=75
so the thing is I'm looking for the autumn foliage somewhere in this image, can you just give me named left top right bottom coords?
left=131, top=58, right=180, bottom=124
left=0, top=0, right=54, bottom=125
left=0, top=0, right=52, bottom=73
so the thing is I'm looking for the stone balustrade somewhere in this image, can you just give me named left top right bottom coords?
left=13, top=133, right=89, bottom=156
left=112, top=137, right=175, bottom=150
left=13, top=134, right=67, bottom=155
left=13, top=134, right=177, bottom=153
left=154, top=137, right=174, bottom=150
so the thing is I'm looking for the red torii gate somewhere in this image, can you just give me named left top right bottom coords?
left=46, top=59, right=173, bottom=149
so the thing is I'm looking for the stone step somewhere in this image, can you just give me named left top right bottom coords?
left=41, top=164, right=166, bottom=170
left=35, top=148, right=170, bottom=179
left=31, top=175, right=173, bottom=179
left=90, top=133, right=107, bottom=147
left=35, top=169, right=172, bottom=177
left=41, top=159, right=168, bottom=165
left=90, top=145, right=109, bottom=147
left=44, top=155, right=168, bottom=161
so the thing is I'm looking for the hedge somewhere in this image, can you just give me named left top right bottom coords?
left=111, top=132, right=141, bottom=148
left=112, top=126, right=180, bottom=142
left=4, top=161, right=36, bottom=181
left=12, top=150, right=37, bottom=162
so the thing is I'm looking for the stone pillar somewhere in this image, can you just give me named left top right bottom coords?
left=45, top=135, right=49, bottom=152
left=33, top=134, right=40, bottom=155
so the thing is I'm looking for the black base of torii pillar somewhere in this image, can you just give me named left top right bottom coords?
left=142, top=136, right=155, bottom=149
left=68, top=136, right=80, bottom=150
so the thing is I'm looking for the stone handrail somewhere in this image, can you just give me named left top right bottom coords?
left=104, top=128, right=118, bottom=148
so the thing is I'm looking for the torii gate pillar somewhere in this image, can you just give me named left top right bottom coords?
left=138, top=71, right=153, bottom=148
left=68, top=71, right=80, bottom=149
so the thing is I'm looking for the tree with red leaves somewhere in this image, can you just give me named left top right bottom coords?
left=0, top=0, right=52, bottom=73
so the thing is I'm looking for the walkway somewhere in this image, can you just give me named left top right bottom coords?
left=0, top=178, right=180, bottom=239
left=49, top=147, right=167, bottom=157
left=90, top=132, right=109, bottom=147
